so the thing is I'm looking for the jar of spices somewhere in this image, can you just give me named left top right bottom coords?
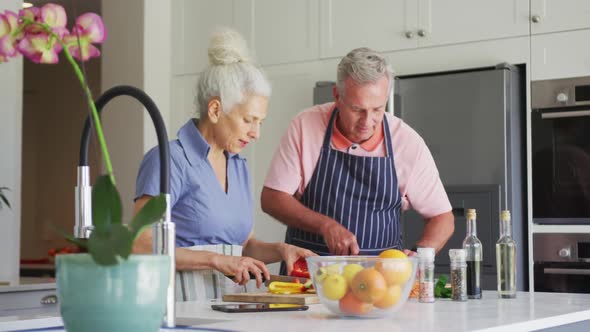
left=449, top=248, right=468, bottom=301
left=417, top=247, right=435, bottom=303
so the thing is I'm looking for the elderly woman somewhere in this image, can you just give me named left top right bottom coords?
left=132, top=29, right=314, bottom=301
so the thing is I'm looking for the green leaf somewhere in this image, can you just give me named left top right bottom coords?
left=53, top=225, right=88, bottom=249
left=0, top=187, right=10, bottom=209
left=0, top=194, right=10, bottom=209
left=129, top=194, right=166, bottom=240
left=88, top=230, right=118, bottom=266
left=92, top=175, right=122, bottom=234
left=111, top=224, right=133, bottom=259
left=434, top=274, right=449, bottom=298
left=87, top=223, right=133, bottom=266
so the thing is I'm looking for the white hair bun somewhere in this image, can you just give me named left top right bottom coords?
left=208, top=28, right=251, bottom=65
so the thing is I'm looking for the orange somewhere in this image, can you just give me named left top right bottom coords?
left=374, top=285, right=402, bottom=309
left=378, top=249, right=407, bottom=259
left=375, top=259, right=413, bottom=286
left=375, top=249, right=413, bottom=286
left=339, top=291, right=373, bottom=315
left=351, top=267, right=387, bottom=303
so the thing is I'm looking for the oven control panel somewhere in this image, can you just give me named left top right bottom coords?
left=534, top=233, right=590, bottom=262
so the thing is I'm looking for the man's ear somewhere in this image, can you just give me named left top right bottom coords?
left=207, top=98, right=222, bottom=124
left=332, top=85, right=340, bottom=103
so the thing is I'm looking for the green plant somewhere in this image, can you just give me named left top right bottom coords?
left=434, top=274, right=452, bottom=298
left=1, top=4, right=166, bottom=265
left=0, top=187, right=10, bottom=210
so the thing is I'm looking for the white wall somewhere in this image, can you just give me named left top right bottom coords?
left=0, top=0, right=23, bottom=286
left=101, top=0, right=146, bottom=222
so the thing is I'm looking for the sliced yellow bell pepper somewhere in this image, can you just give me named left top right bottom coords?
left=268, top=281, right=305, bottom=294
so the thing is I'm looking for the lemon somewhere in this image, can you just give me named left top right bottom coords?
left=325, top=263, right=343, bottom=274
left=315, top=267, right=329, bottom=282
left=341, top=263, right=364, bottom=287
left=321, top=274, right=347, bottom=301
left=378, top=249, right=407, bottom=259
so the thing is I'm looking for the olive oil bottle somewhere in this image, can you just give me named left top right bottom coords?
left=496, top=210, right=517, bottom=298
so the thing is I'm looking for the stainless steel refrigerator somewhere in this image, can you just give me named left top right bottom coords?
left=313, top=64, right=527, bottom=290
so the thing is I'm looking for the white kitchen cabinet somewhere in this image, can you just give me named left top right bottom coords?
left=171, top=0, right=236, bottom=75
left=531, top=29, right=590, bottom=80
left=530, top=0, right=590, bottom=34
left=233, top=0, right=319, bottom=66
left=172, top=0, right=318, bottom=73
left=417, top=0, right=529, bottom=47
left=319, top=0, right=528, bottom=59
left=319, top=0, right=419, bottom=58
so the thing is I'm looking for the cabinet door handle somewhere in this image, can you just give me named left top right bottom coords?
left=531, top=15, right=541, bottom=23
left=417, top=29, right=427, bottom=37
left=544, top=268, right=590, bottom=276
left=405, top=31, right=414, bottom=39
left=40, top=294, right=58, bottom=305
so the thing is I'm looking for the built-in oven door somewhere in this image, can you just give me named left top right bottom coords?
left=534, top=262, right=590, bottom=293
left=533, top=233, right=590, bottom=293
left=532, top=78, right=590, bottom=225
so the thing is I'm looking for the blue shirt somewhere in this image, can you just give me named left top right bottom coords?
left=135, top=119, right=253, bottom=247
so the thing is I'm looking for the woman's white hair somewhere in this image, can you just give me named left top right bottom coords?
left=336, top=47, right=394, bottom=96
left=195, top=28, right=271, bottom=116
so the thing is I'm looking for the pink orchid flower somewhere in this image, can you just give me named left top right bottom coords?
left=0, top=10, right=20, bottom=59
left=64, top=13, right=106, bottom=61
left=40, top=3, right=68, bottom=38
left=19, top=7, right=42, bottom=34
left=16, top=31, right=63, bottom=64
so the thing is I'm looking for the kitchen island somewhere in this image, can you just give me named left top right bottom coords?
left=1, top=291, right=589, bottom=331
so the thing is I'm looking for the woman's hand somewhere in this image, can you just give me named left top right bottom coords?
left=278, top=244, right=317, bottom=276
left=212, top=255, right=270, bottom=288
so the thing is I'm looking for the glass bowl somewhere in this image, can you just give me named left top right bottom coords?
left=306, top=255, right=417, bottom=318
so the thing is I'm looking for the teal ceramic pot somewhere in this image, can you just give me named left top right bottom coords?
left=56, top=254, right=170, bottom=332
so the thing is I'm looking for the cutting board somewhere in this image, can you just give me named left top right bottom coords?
left=222, top=292, right=320, bottom=305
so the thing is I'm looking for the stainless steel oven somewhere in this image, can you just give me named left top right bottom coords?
left=532, top=77, right=590, bottom=225
left=534, top=233, right=590, bottom=293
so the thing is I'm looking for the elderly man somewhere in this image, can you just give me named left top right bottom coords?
left=261, top=47, right=454, bottom=258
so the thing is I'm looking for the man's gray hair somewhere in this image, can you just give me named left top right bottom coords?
left=336, top=47, right=394, bottom=96
left=195, top=28, right=271, bottom=116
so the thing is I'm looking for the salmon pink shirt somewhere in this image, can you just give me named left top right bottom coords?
left=264, top=103, right=451, bottom=219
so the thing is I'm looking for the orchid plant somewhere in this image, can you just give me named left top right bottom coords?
left=0, top=4, right=166, bottom=265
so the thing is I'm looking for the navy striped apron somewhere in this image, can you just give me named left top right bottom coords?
left=285, top=108, right=403, bottom=258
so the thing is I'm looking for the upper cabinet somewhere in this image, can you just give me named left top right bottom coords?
left=319, top=0, right=419, bottom=58
left=531, top=29, right=590, bottom=80
left=530, top=0, right=590, bottom=34
left=172, top=0, right=319, bottom=74
left=234, top=0, right=319, bottom=66
left=417, top=0, right=529, bottom=47
left=319, top=0, right=529, bottom=59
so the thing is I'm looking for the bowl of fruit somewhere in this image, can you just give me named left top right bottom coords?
left=306, top=249, right=417, bottom=318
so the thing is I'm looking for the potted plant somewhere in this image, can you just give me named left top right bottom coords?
left=1, top=4, right=170, bottom=332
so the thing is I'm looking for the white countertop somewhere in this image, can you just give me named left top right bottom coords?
left=0, top=282, right=55, bottom=293
left=1, top=291, right=589, bottom=332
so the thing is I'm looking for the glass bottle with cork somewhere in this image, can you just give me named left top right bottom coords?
left=496, top=209, right=517, bottom=298
left=463, top=208, right=482, bottom=299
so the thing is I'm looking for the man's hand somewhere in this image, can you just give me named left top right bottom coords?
left=403, top=249, right=417, bottom=257
left=319, top=220, right=360, bottom=255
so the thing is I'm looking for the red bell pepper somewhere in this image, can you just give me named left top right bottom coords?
left=290, top=257, right=310, bottom=278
